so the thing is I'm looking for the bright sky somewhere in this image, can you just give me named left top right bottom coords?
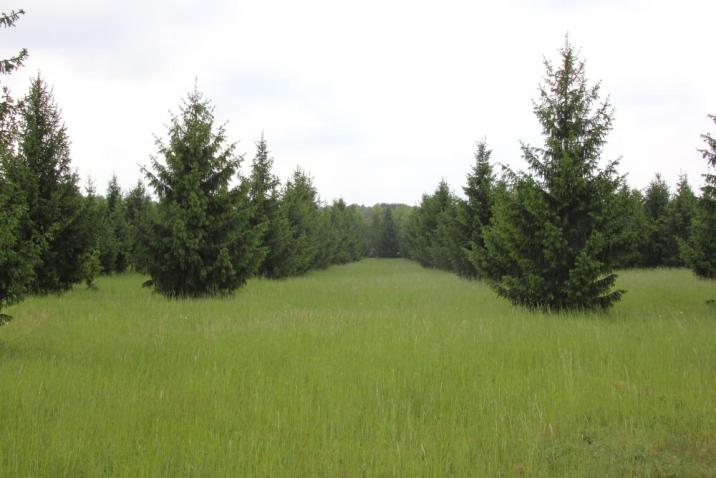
left=3, top=0, right=715, bottom=205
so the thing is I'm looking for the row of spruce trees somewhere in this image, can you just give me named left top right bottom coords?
left=2, top=11, right=714, bottom=314
left=0, top=10, right=366, bottom=315
left=395, top=39, right=716, bottom=310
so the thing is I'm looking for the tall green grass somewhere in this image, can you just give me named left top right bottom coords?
left=1, top=259, right=715, bottom=476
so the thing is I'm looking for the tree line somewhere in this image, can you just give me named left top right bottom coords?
left=2, top=12, right=714, bottom=315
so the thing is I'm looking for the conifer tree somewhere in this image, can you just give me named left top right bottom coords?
left=16, top=75, right=89, bottom=293
left=0, top=161, right=38, bottom=316
left=639, top=174, right=671, bottom=267
left=280, top=168, right=321, bottom=275
left=312, top=205, right=336, bottom=269
left=377, top=206, right=400, bottom=258
left=319, top=199, right=366, bottom=265
left=143, top=86, right=261, bottom=297
left=104, top=174, right=129, bottom=273
left=0, top=8, right=36, bottom=316
left=684, top=115, right=716, bottom=278
left=460, top=140, right=495, bottom=277
left=124, top=181, right=154, bottom=273
left=481, top=38, right=627, bottom=310
left=247, top=135, right=292, bottom=278
left=410, top=180, right=458, bottom=270
left=345, top=204, right=367, bottom=260
left=665, top=174, right=696, bottom=266
left=611, top=186, right=648, bottom=268
left=367, top=205, right=383, bottom=256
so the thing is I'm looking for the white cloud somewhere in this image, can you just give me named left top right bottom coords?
left=4, top=0, right=715, bottom=204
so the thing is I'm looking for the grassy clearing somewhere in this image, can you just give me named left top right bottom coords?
left=1, top=259, right=715, bottom=476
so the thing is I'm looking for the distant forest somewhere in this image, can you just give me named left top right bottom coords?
left=1, top=10, right=715, bottom=315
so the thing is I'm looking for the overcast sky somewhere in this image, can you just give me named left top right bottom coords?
left=3, top=0, right=715, bottom=205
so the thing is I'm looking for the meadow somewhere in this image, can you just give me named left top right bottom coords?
left=1, top=259, right=715, bottom=476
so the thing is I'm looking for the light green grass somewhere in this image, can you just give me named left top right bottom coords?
left=1, top=259, right=715, bottom=476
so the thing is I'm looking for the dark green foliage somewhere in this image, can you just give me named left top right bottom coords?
left=316, top=200, right=366, bottom=266
left=610, top=186, right=649, bottom=269
left=0, top=8, right=36, bottom=315
left=281, top=168, right=321, bottom=275
left=81, top=177, right=128, bottom=276
left=102, top=175, right=129, bottom=273
left=143, top=87, right=262, bottom=297
left=365, top=203, right=410, bottom=258
left=247, top=135, right=292, bottom=278
left=15, top=76, right=89, bottom=293
left=665, top=175, right=697, bottom=266
left=460, top=141, right=495, bottom=278
left=684, top=115, right=716, bottom=278
left=377, top=206, right=400, bottom=258
left=639, top=174, right=671, bottom=267
left=400, top=144, right=497, bottom=277
left=480, top=38, right=626, bottom=310
left=0, top=156, right=39, bottom=312
left=406, top=180, right=460, bottom=270
left=123, top=181, right=154, bottom=273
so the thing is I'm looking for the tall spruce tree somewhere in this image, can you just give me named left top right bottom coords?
left=611, top=186, right=648, bottom=269
left=247, top=134, right=292, bottom=278
left=281, top=168, right=320, bottom=275
left=143, top=86, right=261, bottom=297
left=684, top=115, right=716, bottom=278
left=367, top=205, right=383, bottom=256
left=0, top=160, right=38, bottom=317
left=377, top=206, right=400, bottom=258
left=124, top=180, right=154, bottom=273
left=16, top=75, right=89, bottom=293
left=639, top=174, right=671, bottom=267
left=665, top=174, right=697, bottom=266
left=481, top=38, right=626, bottom=310
left=0, top=8, right=36, bottom=317
left=461, top=140, right=495, bottom=278
left=319, top=199, right=366, bottom=265
left=105, top=174, right=129, bottom=273
left=410, top=180, right=458, bottom=270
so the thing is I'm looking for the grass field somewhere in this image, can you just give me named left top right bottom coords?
left=1, top=259, right=715, bottom=476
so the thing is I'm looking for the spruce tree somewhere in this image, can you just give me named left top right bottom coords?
left=313, top=205, right=336, bottom=269
left=684, top=115, right=716, bottom=278
left=143, top=86, right=261, bottom=297
left=321, top=199, right=366, bottom=265
left=481, top=38, right=626, bottom=310
left=0, top=160, right=38, bottom=316
left=247, top=135, right=292, bottom=278
left=462, top=140, right=495, bottom=277
left=665, top=174, right=696, bottom=266
left=345, top=204, right=367, bottom=260
left=124, top=181, right=154, bottom=273
left=0, top=8, right=36, bottom=317
left=377, top=206, right=400, bottom=258
left=367, top=205, right=383, bottom=256
left=611, top=186, right=649, bottom=269
left=281, top=168, right=321, bottom=275
left=639, top=174, right=671, bottom=267
left=16, top=75, right=89, bottom=293
left=411, top=180, right=458, bottom=270
left=104, top=175, right=129, bottom=273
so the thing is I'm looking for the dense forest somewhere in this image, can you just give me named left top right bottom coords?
left=1, top=11, right=715, bottom=314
